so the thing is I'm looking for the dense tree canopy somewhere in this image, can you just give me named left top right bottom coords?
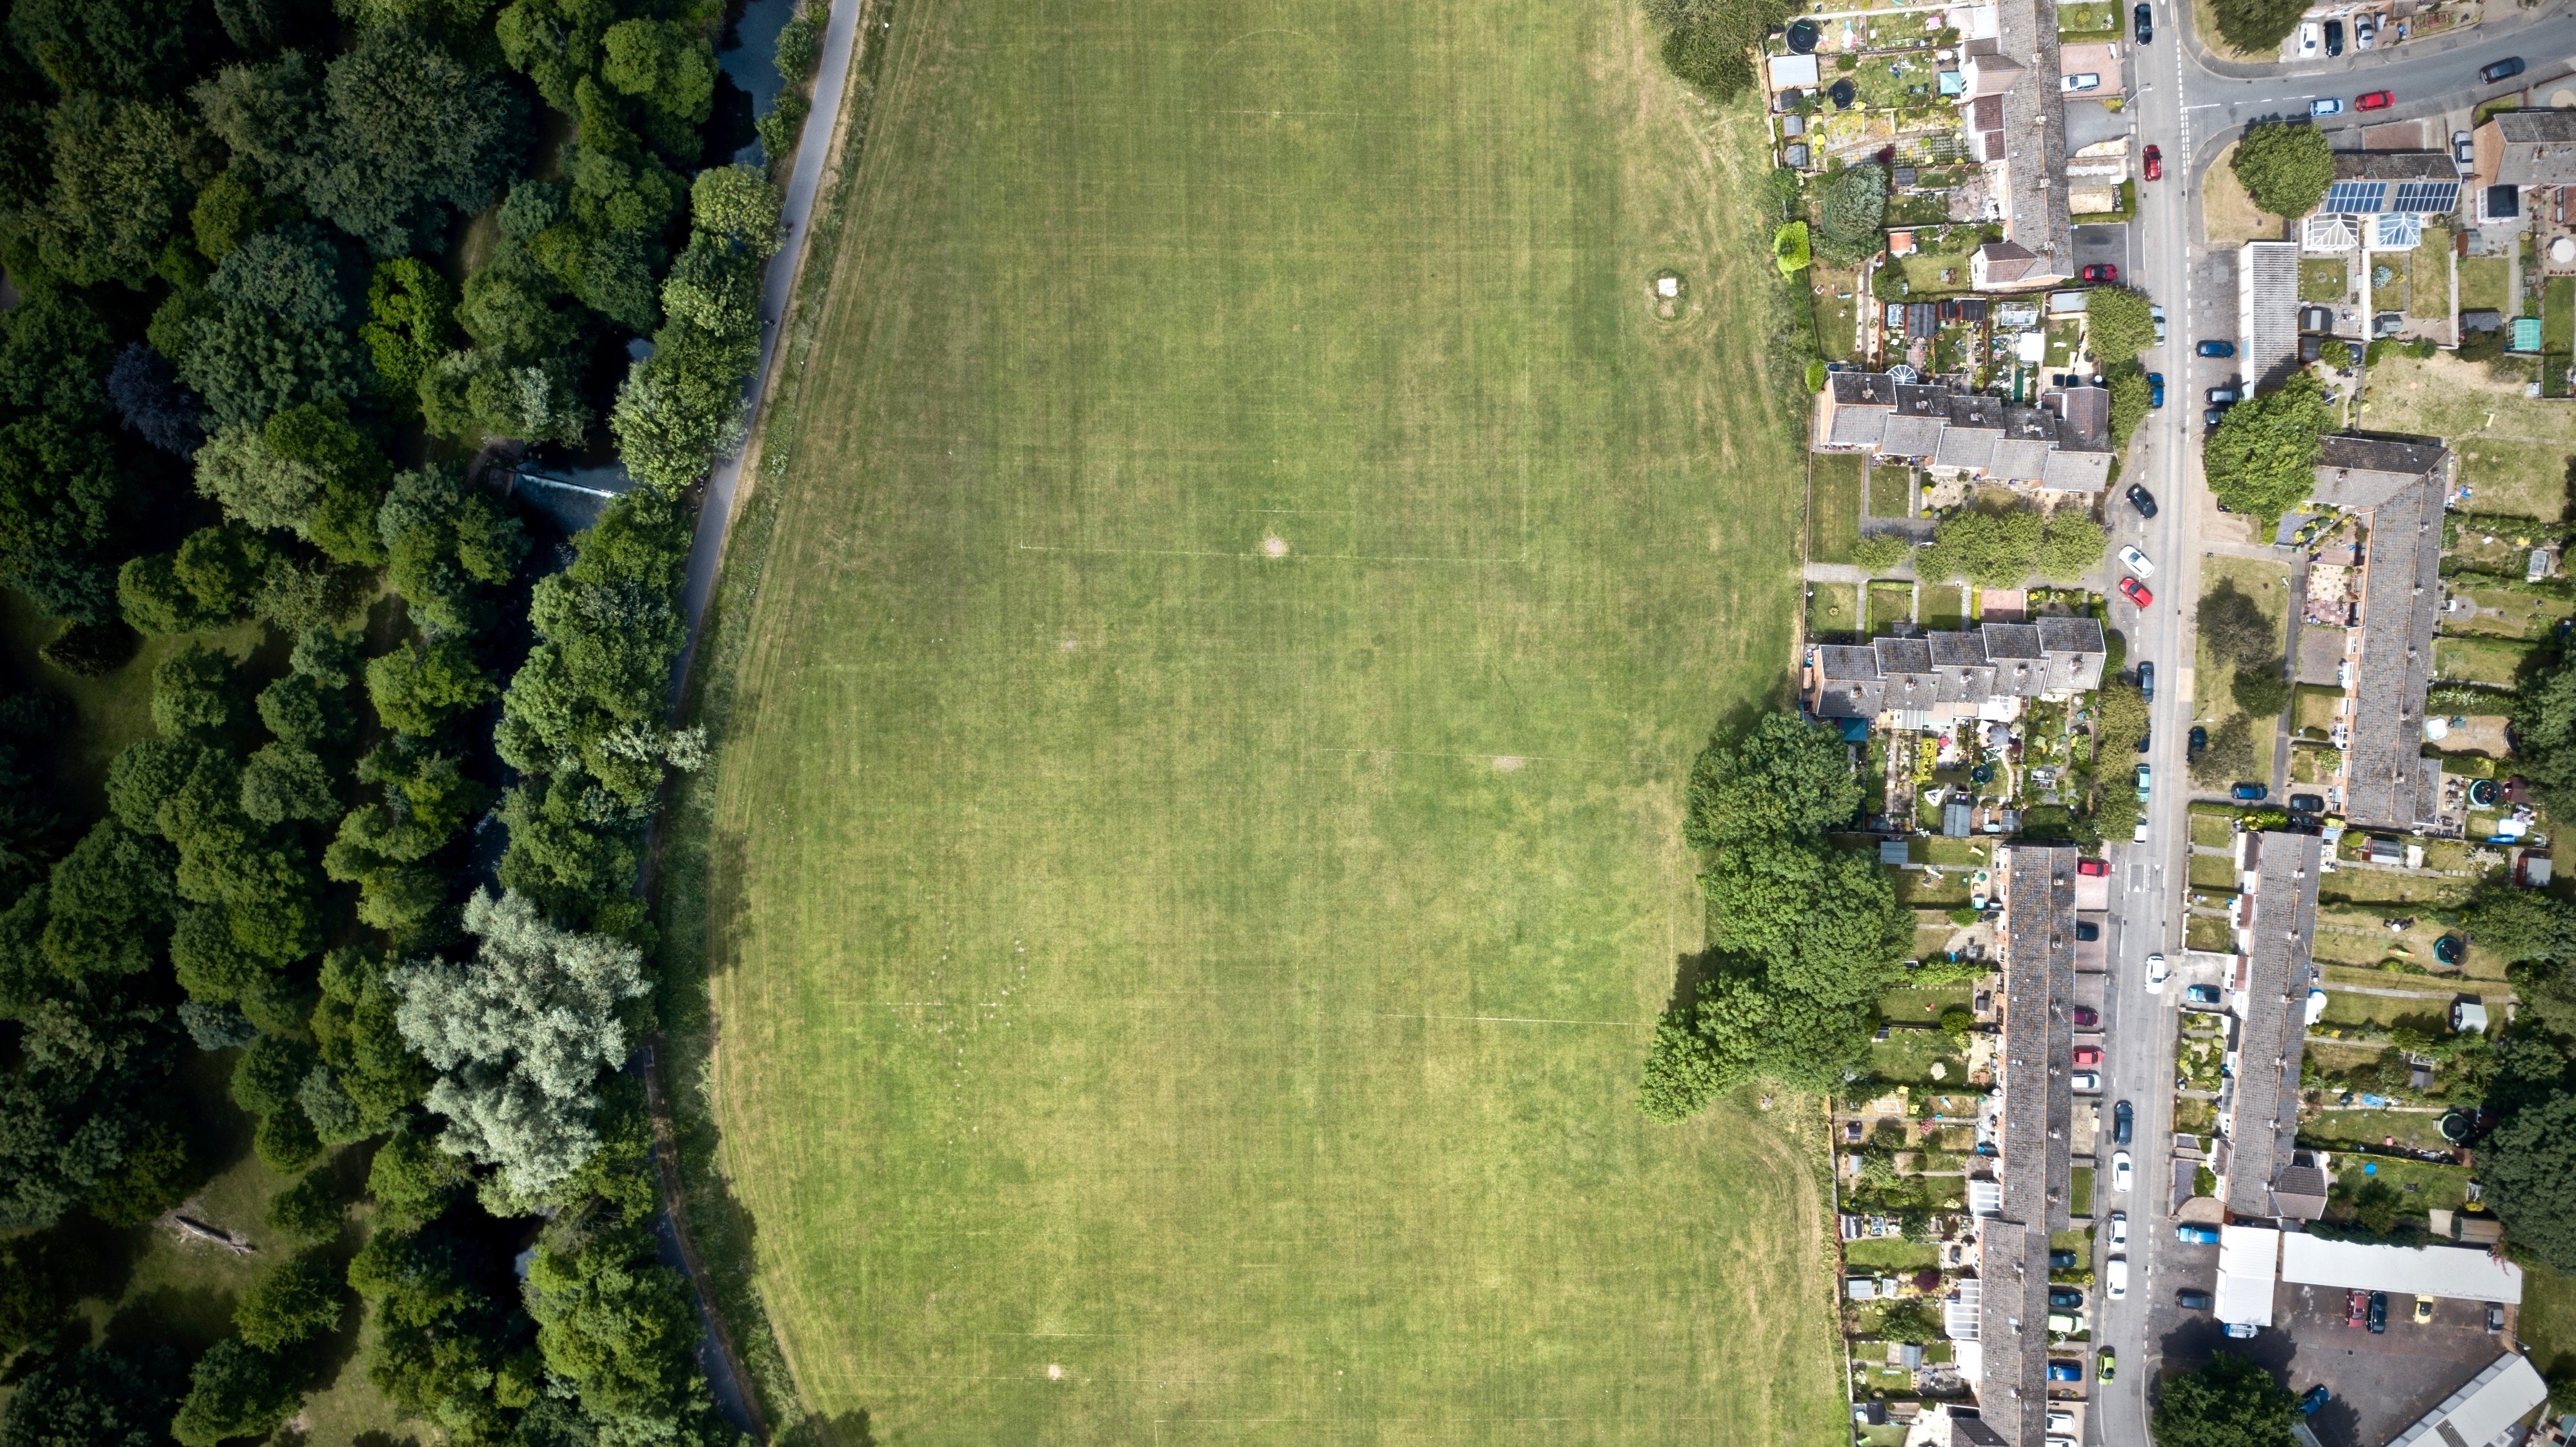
left=2204, top=372, right=2328, bottom=523
left=2231, top=122, right=2335, bottom=219
left=2084, top=286, right=2154, bottom=364
left=2151, top=1350, right=2297, bottom=1447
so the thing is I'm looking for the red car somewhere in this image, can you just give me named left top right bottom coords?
left=2142, top=144, right=2163, bottom=181
left=2077, top=858, right=2110, bottom=877
left=2357, top=90, right=2394, bottom=110
left=2119, top=576, right=2153, bottom=607
left=2073, top=1046, right=2103, bottom=1067
left=2348, top=1290, right=2370, bottom=1328
left=2072, top=1007, right=2100, bottom=1027
left=2082, top=263, right=2118, bottom=283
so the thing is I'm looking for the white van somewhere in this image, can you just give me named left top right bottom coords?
left=2107, top=1256, right=2130, bottom=1299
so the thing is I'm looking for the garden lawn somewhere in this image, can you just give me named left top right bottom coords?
left=2406, top=225, right=2453, bottom=321
left=2457, top=256, right=2510, bottom=316
left=2519, top=1264, right=2576, bottom=1387
left=1869, top=581, right=1917, bottom=632
left=2193, top=556, right=2290, bottom=729
left=2299, top=259, right=2347, bottom=303
left=2435, top=635, right=2537, bottom=688
left=2547, top=277, right=2574, bottom=354
left=1844, top=1239, right=1939, bottom=1271
left=1864, top=460, right=1911, bottom=519
left=661, top=3, right=1847, bottom=1442
left=2358, top=350, right=2576, bottom=520
left=1812, top=582, right=1862, bottom=641
left=1813, top=452, right=1866, bottom=564
left=2201, top=146, right=2279, bottom=245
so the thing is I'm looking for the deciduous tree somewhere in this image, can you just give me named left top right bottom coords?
left=2204, top=372, right=2328, bottom=524
left=2231, top=122, right=2335, bottom=221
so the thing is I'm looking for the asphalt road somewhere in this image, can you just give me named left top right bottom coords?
left=2082, top=5, right=2574, bottom=1443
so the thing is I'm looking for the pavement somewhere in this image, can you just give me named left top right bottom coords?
left=2080, top=5, right=2574, bottom=1444
left=671, top=0, right=872, bottom=694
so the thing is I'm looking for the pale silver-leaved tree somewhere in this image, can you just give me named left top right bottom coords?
left=390, top=889, right=651, bottom=1197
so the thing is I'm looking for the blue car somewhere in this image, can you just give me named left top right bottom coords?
left=2177, top=1224, right=2221, bottom=1244
left=2196, top=339, right=2235, bottom=358
left=2186, top=984, right=2222, bottom=1005
left=2299, top=1386, right=2330, bottom=1418
left=2048, top=1361, right=2084, bottom=1382
left=2231, top=782, right=2269, bottom=801
left=2148, top=372, right=2165, bottom=407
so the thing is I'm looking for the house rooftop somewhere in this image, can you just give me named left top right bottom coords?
left=2491, top=109, right=2576, bottom=186
left=2224, top=832, right=2322, bottom=1222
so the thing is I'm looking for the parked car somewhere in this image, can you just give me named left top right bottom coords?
left=2310, top=97, right=2342, bottom=117
left=2146, top=953, right=2169, bottom=992
left=2300, top=1386, right=2331, bottom=1417
left=2133, top=1, right=2153, bottom=40
left=2077, top=858, right=2109, bottom=878
left=2113, top=1099, right=2133, bottom=1143
left=2289, top=792, right=2324, bottom=813
left=2098, top=1344, right=2118, bottom=1379
left=2177, top=1224, right=2222, bottom=1244
left=2049, top=1412, right=2077, bottom=1434
left=2225, top=1322, right=2260, bottom=1339
left=2349, top=1290, right=2370, bottom=1328
left=2051, top=1288, right=2086, bottom=1310
left=2112, top=1151, right=2133, bottom=1193
left=2139, top=660, right=2155, bottom=700
left=2206, top=386, right=2240, bottom=405
left=2455, top=129, right=2476, bottom=166
left=2144, top=143, right=2163, bottom=181
left=2179, top=1290, right=2215, bottom=1311
left=2133, top=818, right=2149, bottom=844
left=2197, top=338, right=2235, bottom=357
left=2118, top=543, right=2156, bottom=578
left=2071, top=1071, right=2101, bottom=1091
left=2185, top=984, right=2222, bottom=1005
left=2324, top=18, right=2344, bottom=53
left=2073, top=1007, right=2100, bottom=1029
left=2204, top=407, right=2228, bottom=429
left=2490, top=1302, right=2508, bottom=1333
left=2414, top=1295, right=2436, bottom=1325
left=2298, top=19, right=2320, bottom=55
left=2136, top=763, right=2151, bottom=800
left=2188, top=724, right=2207, bottom=756
left=2147, top=372, right=2165, bottom=407
left=2047, top=1312, right=2087, bottom=1335
left=2081, top=262, right=2117, bottom=282
left=2050, top=1250, right=2079, bottom=1270
left=2073, top=1046, right=2102, bottom=1067
left=2369, top=1291, right=2389, bottom=1333
left=2127, top=483, right=2158, bottom=517
left=2062, top=72, right=2102, bottom=92
left=2119, top=576, right=2153, bottom=607
left=2482, top=56, right=2526, bottom=84
left=2109, top=1209, right=2128, bottom=1248
left=2075, top=921, right=2101, bottom=942
left=2355, top=10, right=2376, bottom=48
left=2152, top=303, right=2168, bottom=345
left=2232, top=782, right=2269, bottom=801
left=2358, top=90, right=2393, bottom=110
left=2048, top=1361, right=2084, bottom=1382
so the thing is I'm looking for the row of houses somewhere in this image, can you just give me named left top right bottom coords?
left=1813, top=372, right=2114, bottom=494
left=1803, top=618, right=2108, bottom=723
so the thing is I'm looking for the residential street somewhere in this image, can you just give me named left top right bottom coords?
left=2087, top=6, right=2572, bottom=1443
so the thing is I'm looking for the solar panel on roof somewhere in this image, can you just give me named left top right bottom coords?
left=2390, top=181, right=2459, bottom=214
left=2322, top=180, right=2387, bottom=213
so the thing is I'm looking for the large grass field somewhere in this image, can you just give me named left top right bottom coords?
left=663, top=1, right=1844, bottom=1443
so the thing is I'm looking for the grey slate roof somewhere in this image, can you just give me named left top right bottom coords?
left=2225, top=831, right=2322, bottom=1222
left=1936, top=427, right=2002, bottom=472
left=2053, top=386, right=2110, bottom=450
left=1953, top=1415, right=2012, bottom=1447
left=2038, top=616, right=2107, bottom=692
left=1882, top=413, right=1949, bottom=458
left=1980, top=844, right=2078, bottom=1447
left=2274, top=1153, right=2331, bottom=1222
left=2313, top=434, right=2453, bottom=509
left=2493, top=110, right=2576, bottom=185
left=2344, top=469, right=2446, bottom=830
left=1987, top=438, right=2054, bottom=482
left=2038, top=449, right=2111, bottom=492
left=1806, top=625, right=2106, bottom=720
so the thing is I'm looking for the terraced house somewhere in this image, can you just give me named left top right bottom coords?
left=1813, top=372, right=2114, bottom=492
left=2303, top=436, right=2457, bottom=833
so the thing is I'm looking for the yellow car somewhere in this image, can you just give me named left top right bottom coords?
left=2414, top=1295, right=2436, bottom=1325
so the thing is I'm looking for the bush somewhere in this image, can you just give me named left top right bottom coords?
left=1916, top=507, right=2042, bottom=587
left=1774, top=221, right=1811, bottom=276
left=2206, top=372, right=2329, bottom=525
left=1852, top=532, right=1912, bottom=572
left=1814, top=164, right=1889, bottom=265
left=2231, top=663, right=2291, bottom=719
left=2033, top=516, right=2106, bottom=582
left=38, top=620, right=136, bottom=676
left=2084, top=287, right=2153, bottom=364
left=1659, top=0, right=1795, bottom=101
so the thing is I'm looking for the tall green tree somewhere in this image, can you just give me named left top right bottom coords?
left=2231, top=122, right=2335, bottom=219
left=2150, top=1350, right=2297, bottom=1447
left=2204, top=372, right=2328, bottom=524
